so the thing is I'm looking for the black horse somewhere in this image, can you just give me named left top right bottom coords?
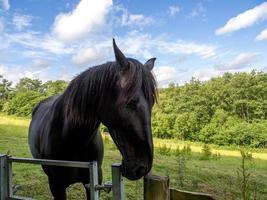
left=28, top=39, right=157, bottom=199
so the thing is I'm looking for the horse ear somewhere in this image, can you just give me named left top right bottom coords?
left=113, top=39, right=129, bottom=70
left=144, top=58, right=156, bottom=71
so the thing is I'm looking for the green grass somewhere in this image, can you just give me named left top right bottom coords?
left=0, top=115, right=267, bottom=200
left=154, top=138, right=267, bottom=159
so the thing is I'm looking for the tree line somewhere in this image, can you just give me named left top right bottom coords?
left=0, top=71, right=267, bottom=148
left=0, top=76, right=67, bottom=116
left=152, top=71, right=267, bottom=148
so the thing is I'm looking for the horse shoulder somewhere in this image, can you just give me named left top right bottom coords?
left=29, top=95, right=63, bottom=158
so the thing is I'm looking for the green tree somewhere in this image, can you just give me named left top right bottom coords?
left=3, top=78, right=48, bottom=116
left=0, top=75, right=13, bottom=111
left=44, top=80, right=68, bottom=95
left=16, top=78, right=44, bottom=93
left=3, top=90, right=45, bottom=116
left=152, top=71, right=267, bottom=146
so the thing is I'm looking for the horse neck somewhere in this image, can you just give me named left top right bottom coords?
left=59, top=94, right=101, bottom=140
left=62, top=64, right=115, bottom=131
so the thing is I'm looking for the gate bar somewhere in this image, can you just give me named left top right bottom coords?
left=1, top=155, right=124, bottom=200
left=9, top=157, right=90, bottom=168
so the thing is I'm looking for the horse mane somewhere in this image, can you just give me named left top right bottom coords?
left=61, top=60, right=157, bottom=125
left=32, top=95, right=60, bottom=117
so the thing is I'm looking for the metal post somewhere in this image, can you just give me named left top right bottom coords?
left=0, top=154, right=8, bottom=200
left=7, top=157, right=13, bottom=198
left=112, top=163, right=124, bottom=200
left=89, top=161, right=99, bottom=200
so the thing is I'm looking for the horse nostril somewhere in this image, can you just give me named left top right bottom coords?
left=136, top=166, right=147, bottom=177
left=121, top=160, right=150, bottom=180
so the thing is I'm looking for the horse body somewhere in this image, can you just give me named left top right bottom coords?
left=29, top=94, right=104, bottom=199
left=28, top=40, right=157, bottom=199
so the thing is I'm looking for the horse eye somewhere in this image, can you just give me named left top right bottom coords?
left=127, top=100, right=138, bottom=109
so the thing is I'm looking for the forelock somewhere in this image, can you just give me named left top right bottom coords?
left=119, top=59, right=157, bottom=106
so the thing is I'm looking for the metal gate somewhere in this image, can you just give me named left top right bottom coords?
left=0, top=154, right=124, bottom=200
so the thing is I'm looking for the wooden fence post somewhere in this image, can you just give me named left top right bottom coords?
left=144, top=174, right=170, bottom=200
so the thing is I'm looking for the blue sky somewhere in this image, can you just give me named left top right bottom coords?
left=0, top=0, right=267, bottom=87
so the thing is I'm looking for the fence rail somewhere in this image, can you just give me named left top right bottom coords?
left=0, top=154, right=124, bottom=200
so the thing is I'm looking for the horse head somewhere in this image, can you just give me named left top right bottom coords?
left=100, top=39, right=157, bottom=180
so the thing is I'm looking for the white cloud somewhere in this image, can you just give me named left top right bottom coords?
left=0, top=33, right=9, bottom=50
left=216, top=2, right=267, bottom=35
left=193, top=68, right=223, bottom=81
left=153, top=66, right=189, bottom=87
left=116, top=6, right=154, bottom=27
left=168, top=5, right=180, bottom=16
left=190, top=2, right=206, bottom=18
left=52, top=0, right=112, bottom=43
left=214, top=52, right=258, bottom=71
left=6, top=32, right=74, bottom=55
left=6, top=31, right=43, bottom=49
left=24, top=70, right=42, bottom=79
left=1, top=0, right=113, bottom=56
left=157, top=39, right=216, bottom=59
left=121, top=13, right=154, bottom=27
left=32, top=59, right=50, bottom=69
left=12, top=14, right=32, bottom=31
left=41, top=36, right=74, bottom=54
left=153, top=66, right=179, bottom=87
left=71, top=47, right=105, bottom=66
left=229, top=53, right=258, bottom=68
left=118, top=31, right=217, bottom=60
left=58, top=72, right=73, bottom=82
left=154, top=65, right=226, bottom=87
left=118, top=31, right=153, bottom=59
left=0, top=18, right=4, bottom=32
left=255, top=27, right=267, bottom=41
left=1, top=0, right=10, bottom=11
left=0, top=18, right=6, bottom=49
left=0, top=64, right=7, bottom=75
left=21, top=50, right=52, bottom=59
left=0, top=64, right=43, bottom=85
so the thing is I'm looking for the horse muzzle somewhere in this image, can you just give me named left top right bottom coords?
left=121, top=159, right=151, bottom=180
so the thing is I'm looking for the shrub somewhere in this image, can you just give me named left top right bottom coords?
left=199, top=144, right=212, bottom=160
left=177, top=152, right=187, bottom=187
left=212, top=152, right=221, bottom=160
left=175, top=145, right=192, bottom=158
left=237, top=149, right=253, bottom=200
left=157, top=144, right=172, bottom=156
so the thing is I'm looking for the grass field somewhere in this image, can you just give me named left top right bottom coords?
left=0, top=114, right=267, bottom=199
